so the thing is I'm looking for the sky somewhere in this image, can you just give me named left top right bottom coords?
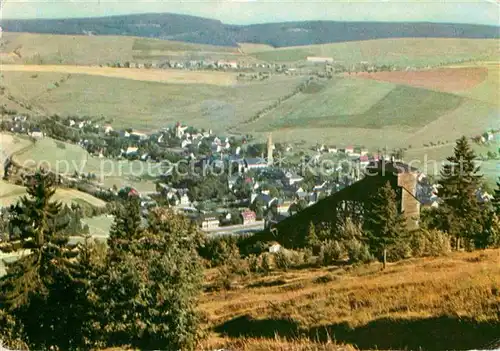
left=1, top=0, right=499, bottom=26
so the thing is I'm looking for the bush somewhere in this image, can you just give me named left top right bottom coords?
left=317, top=240, right=343, bottom=266
left=410, top=229, right=451, bottom=257
left=247, top=254, right=260, bottom=273
left=345, top=239, right=374, bottom=264
left=275, top=250, right=293, bottom=271
left=261, top=253, right=272, bottom=273
left=387, top=240, right=412, bottom=262
left=0, top=309, right=28, bottom=350
left=302, top=248, right=313, bottom=265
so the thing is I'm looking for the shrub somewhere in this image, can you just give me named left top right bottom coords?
left=0, top=309, right=28, bottom=350
left=247, top=254, right=260, bottom=273
left=261, top=253, right=272, bottom=273
left=302, top=248, right=313, bottom=265
left=275, top=250, right=293, bottom=271
left=345, top=239, right=374, bottom=264
left=317, top=240, right=343, bottom=266
left=387, top=240, right=412, bottom=262
left=410, top=229, right=452, bottom=257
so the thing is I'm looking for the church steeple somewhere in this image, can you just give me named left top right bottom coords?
left=267, top=133, right=274, bottom=166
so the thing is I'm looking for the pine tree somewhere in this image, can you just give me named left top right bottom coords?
left=96, top=207, right=204, bottom=350
left=9, top=169, right=68, bottom=248
left=0, top=169, right=85, bottom=350
left=437, top=136, right=483, bottom=249
left=304, top=221, right=318, bottom=248
left=492, top=178, right=500, bottom=216
left=364, top=181, right=406, bottom=269
left=108, top=192, right=142, bottom=256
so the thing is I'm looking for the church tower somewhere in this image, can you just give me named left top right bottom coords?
left=267, top=133, right=274, bottom=166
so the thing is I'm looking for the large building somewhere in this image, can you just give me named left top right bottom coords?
left=267, top=160, right=421, bottom=245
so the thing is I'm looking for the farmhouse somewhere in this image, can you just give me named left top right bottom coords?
left=244, top=158, right=268, bottom=171
left=200, top=214, right=220, bottom=230
left=29, top=128, right=44, bottom=139
left=241, top=209, right=257, bottom=225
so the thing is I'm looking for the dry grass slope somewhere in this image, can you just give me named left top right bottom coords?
left=200, top=249, right=500, bottom=350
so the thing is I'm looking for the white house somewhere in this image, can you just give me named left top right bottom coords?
left=327, top=146, right=338, bottom=154
left=29, top=128, right=44, bottom=139
left=123, top=147, right=138, bottom=155
left=284, top=171, right=303, bottom=186
left=181, top=139, right=192, bottom=148
left=200, top=214, right=220, bottom=230
left=104, top=124, right=114, bottom=134
left=268, top=242, right=282, bottom=253
left=345, top=146, right=354, bottom=155
left=244, top=158, right=268, bottom=171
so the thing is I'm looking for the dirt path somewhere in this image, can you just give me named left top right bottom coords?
left=0, top=64, right=237, bottom=86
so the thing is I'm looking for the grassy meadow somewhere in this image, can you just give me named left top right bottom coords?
left=1, top=70, right=305, bottom=132
left=200, top=249, right=500, bottom=350
left=12, top=137, right=160, bottom=192
left=250, top=38, right=500, bottom=66
left=0, top=32, right=246, bottom=65
left=0, top=180, right=106, bottom=208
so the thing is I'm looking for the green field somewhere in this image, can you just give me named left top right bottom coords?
left=251, top=38, right=500, bottom=67
left=0, top=32, right=245, bottom=65
left=248, top=78, right=466, bottom=131
left=13, top=137, right=161, bottom=192
left=1, top=71, right=304, bottom=131
left=0, top=180, right=106, bottom=208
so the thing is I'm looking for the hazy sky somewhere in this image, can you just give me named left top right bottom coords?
left=1, top=0, right=499, bottom=25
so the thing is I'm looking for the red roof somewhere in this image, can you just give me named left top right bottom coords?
left=359, top=155, right=369, bottom=162
left=241, top=210, right=256, bottom=220
left=128, top=188, right=139, bottom=196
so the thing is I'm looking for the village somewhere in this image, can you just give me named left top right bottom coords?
left=2, top=113, right=498, bottom=237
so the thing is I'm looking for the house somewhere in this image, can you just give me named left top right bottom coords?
left=178, top=189, right=190, bottom=206
left=123, top=147, right=139, bottom=156
left=244, top=158, right=268, bottom=171
left=104, top=124, right=113, bottom=134
left=327, top=146, right=337, bottom=154
left=29, top=128, right=44, bottom=139
left=358, top=155, right=370, bottom=167
left=313, top=180, right=328, bottom=192
left=181, top=139, right=192, bottom=149
left=175, top=122, right=188, bottom=138
left=130, top=131, right=148, bottom=141
left=283, top=171, right=303, bottom=186
left=268, top=242, right=282, bottom=253
left=241, top=210, right=257, bottom=225
left=351, top=148, right=361, bottom=157
left=200, top=214, right=220, bottom=230
left=344, top=146, right=354, bottom=155
left=360, top=148, right=369, bottom=156
left=484, top=132, right=494, bottom=142
left=251, top=193, right=276, bottom=208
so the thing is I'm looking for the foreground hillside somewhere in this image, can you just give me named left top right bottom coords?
left=200, top=249, right=500, bottom=351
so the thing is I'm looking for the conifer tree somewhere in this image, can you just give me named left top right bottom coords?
left=437, top=136, right=483, bottom=249
left=108, top=192, right=142, bottom=256
left=0, top=169, right=85, bottom=350
left=304, top=221, right=319, bottom=248
left=96, top=207, right=204, bottom=350
left=364, top=181, right=406, bottom=269
left=493, top=177, right=500, bottom=216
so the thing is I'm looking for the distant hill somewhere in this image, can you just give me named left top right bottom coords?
left=1, top=13, right=499, bottom=47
